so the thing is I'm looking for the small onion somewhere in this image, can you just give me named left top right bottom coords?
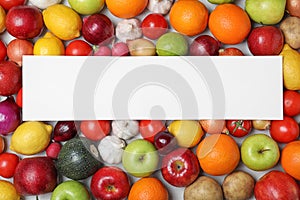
left=252, top=120, right=270, bottom=130
left=0, top=96, right=21, bottom=135
left=7, top=39, right=33, bottom=66
left=199, top=120, right=228, bottom=134
left=127, top=38, right=156, bottom=56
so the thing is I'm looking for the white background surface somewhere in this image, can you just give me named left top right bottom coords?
left=1, top=0, right=298, bottom=199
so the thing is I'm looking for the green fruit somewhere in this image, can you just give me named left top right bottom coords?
left=68, top=0, right=105, bottom=15
left=122, top=139, right=159, bottom=177
left=156, top=32, right=188, bottom=56
left=56, top=137, right=102, bottom=180
left=51, top=180, right=90, bottom=200
left=207, top=0, right=234, bottom=4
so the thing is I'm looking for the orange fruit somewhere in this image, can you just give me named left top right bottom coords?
left=281, top=141, right=300, bottom=180
left=0, top=136, right=5, bottom=154
left=128, top=177, right=168, bottom=200
left=196, top=134, right=240, bottom=176
left=208, top=3, right=251, bottom=45
left=169, top=0, right=209, bottom=36
left=106, top=0, right=148, bottom=19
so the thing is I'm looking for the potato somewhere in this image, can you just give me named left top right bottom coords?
left=184, top=176, right=223, bottom=200
left=280, top=16, right=300, bottom=49
left=222, top=170, right=255, bottom=200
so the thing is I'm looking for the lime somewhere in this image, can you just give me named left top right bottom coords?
left=156, top=32, right=188, bottom=56
left=42, top=4, right=82, bottom=40
left=34, top=32, right=65, bottom=55
left=10, top=121, right=52, bottom=155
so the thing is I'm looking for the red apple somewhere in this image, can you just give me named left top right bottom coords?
left=254, top=170, right=300, bottom=200
left=161, top=147, right=200, bottom=187
left=219, top=47, right=244, bottom=56
left=189, top=35, right=221, bottom=56
left=247, top=26, right=284, bottom=56
left=0, top=61, right=22, bottom=96
left=5, top=5, right=44, bottom=39
left=90, top=166, right=130, bottom=200
left=0, top=0, right=26, bottom=11
left=14, top=156, right=58, bottom=196
left=82, top=14, right=114, bottom=45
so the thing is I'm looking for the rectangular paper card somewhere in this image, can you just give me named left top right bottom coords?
left=22, top=56, right=283, bottom=120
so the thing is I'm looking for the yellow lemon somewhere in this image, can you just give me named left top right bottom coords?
left=168, top=120, right=204, bottom=148
left=43, top=4, right=82, bottom=40
left=34, top=32, right=65, bottom=55
left=0, top=5, right=6, bottom=33
left=10, top=121, right=52, bottom=155
left=280, top=44, right=300, bottom=90
left=0, top=180, right=20, bottom=200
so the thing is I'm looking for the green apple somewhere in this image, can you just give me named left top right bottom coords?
left=156, top=32, right=188, bottom=56
left=68, top=0, right=105, bottom=15
left=241, top=134, right=280, bottom=171
left=51, top=180, right=90, bottom=200
left=122, top=139, right=159, bottom=177
left=245, top=0, right=286, bottom=25
left=208, top=0, right=234, bottom=5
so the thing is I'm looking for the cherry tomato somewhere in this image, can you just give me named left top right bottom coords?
left=65, top=40, right=93, bottom=56
left=283, top=90, right=300, bottom=117
left=80, top=120, right=111, bottom=141
left=0, top=152, right=19, bottom=178
left=139, top=120, right=166, bottom=143
left=0, top=39, right=6, bottom=61
left=0, top=0, right=26, bottom=10
left=141, top=13, right=168, bottom=40
left=270, top=116, right=299, bottom=143
left=226, top=120, right=252, bottom=137
left=15, top=87, right=22, bottom=107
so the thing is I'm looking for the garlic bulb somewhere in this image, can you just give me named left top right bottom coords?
left=98, top=135, right=126, bottom=164
left=29, top=0, right=62, bottom=9
left=147, top=0, right=173, bottom=15
left=116, top=19, right=142, bottom=42
left=111, top=120, right=139, bottom=140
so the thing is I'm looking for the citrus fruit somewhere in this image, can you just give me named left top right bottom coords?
left=280, top=44, right=300, bottom=90
left=0, top=135, right=5, bottom=153
left=128, top=177, right=168, bottom=200
left=0, top=180, right=20, bottom=200
left=0, top=5, right=6, bottom=33
left=208, top=3, right=251, bottom=44
left=168, top=120, right=204, bottom=148
left=169, top=0, right=208, bottom=36
left=10, top=121, right=52, bottom=155
left=281, top=140, right=300, bottom=180
left=196, top=134, right=240, bottom=176
left=33, top=32, right=65, bottom=55
left=156, top=32, right=188, bottom=56
left=106, top=0, right=148, bottom=18
left=42, top=4, right=82, bottom=40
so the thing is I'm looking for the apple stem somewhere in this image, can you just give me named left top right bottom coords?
left=259, top=149, right=270, bottom=153
left=36, top=196, right=39, bottom=200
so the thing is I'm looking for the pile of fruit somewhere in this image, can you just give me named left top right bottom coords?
left=0, top=0, right=300, bottom=199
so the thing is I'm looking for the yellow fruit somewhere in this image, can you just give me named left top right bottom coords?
left=42, top=4, right=82, bottom=40
left=168, top=120, right=204, bottom=148
left=34, top=32, right=65, bottom=55
left=0, top=5, right=6, bottom=33
left=0, top=180, right=20, bottom=200
left=10, top=121, right=52, bottom=155
left=280, top=44, right=300, bottom=90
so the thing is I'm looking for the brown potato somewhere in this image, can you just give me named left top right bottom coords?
left=280, top=16, right=300, bottom=49
left=184, top=176, right=223, bottom=200
left=222, top=170, right=255, bottom=200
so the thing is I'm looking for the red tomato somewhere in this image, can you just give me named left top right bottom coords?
left=270, top=116, right=299, bottom=143
left=0, top=39, right=6, bottom=61
left=80, top=120, right=111, bottom=141
left=226, top=120, right=252, bottom=137
left=16, top=87, right=22, bottom=107
left=0, top=0, right=26, bottom=10
left=139, top=120, right=166, bottom=143
left=141, top=13, right=168, bottom=40
left=283, top=90, right=300, bottom=117
left=65, top=40, right=93, bottom=56
left=0, top=152, right=19, bottom=178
